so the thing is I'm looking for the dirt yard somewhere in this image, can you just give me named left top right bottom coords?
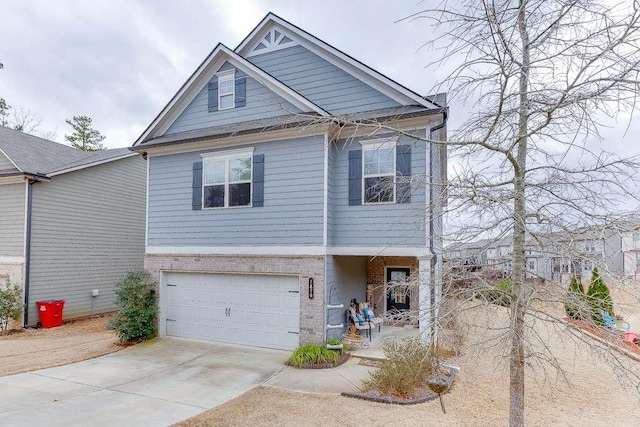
left=176, top=304, right=640, bottom=427
left=0, top=314, right=122, bottom=376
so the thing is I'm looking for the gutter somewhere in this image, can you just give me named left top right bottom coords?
left=428, top=111, right=448, bottom=342
left=23, top=173, right=50, bottom=327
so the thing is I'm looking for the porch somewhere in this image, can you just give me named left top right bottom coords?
left=325, top=255, right=435, bottom=345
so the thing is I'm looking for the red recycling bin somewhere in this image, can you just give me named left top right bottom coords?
left=36, top=300, right=66, bottom=328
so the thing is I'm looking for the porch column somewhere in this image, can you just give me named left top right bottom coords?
left=418, top=256, right=433, bottom=344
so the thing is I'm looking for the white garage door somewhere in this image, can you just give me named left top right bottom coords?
left=164, top=272, right=300, bottom=350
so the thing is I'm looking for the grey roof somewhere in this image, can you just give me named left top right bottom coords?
left=0, top=126, right=135, bottom=176
left=50, top=147, right=134, bottom=173
left=135, top=105, right=438, bottom=150
left=0, top=126, right=87, bottom=175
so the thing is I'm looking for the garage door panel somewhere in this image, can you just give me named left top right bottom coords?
left=164, top=272, right=301, bottom=350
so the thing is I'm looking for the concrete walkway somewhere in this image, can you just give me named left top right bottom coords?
left=0, top=338, right=289, bottom=427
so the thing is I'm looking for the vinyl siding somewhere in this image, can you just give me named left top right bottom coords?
left=147, top=135, right=325, bottom=246
left=0, top=183, right=25, bottom=257
left=0, top=152, right=17, bottom=173
left=165, top=68, right=303, bottom=135
left=330, top=131, right=428, bottom=247
left=325, top=255, right=367, bottom=340
left=27, top=156, right=146, bottom=323
left=248, top=45, right=401, bottom=115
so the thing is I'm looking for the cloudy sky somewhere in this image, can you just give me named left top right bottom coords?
left=0, top=0, right=637, bottom=158
left=0, top=0, right=451, bottom=148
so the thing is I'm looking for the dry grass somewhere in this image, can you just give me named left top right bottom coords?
left=0, top=314, right=121, bottom=376
left=176, top=304, right=640, bottom=427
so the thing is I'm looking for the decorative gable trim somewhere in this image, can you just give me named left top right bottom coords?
left=236, top=13, right=442, bottom=111
left=245, top=25, right=298, bottom=58
left=133, top=44, right=328, bottom=146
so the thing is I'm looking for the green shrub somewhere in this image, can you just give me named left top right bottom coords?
left=476, top=279, right=512, bottom=307
left=108, top=271, right=158, bottom=342
left=564, top=275, right=587, bottom=320
left=0, top=280, right=23, bottom=332
left=287, top=341, right=346, bottom=367
left=585, top=267, right=614, bottom=325
left=363, top=337, right=436, bottom=398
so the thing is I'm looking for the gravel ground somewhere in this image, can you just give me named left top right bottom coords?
left=0, top=314, right=122, bottom=376
left=176, top=304, right=640, bottom=427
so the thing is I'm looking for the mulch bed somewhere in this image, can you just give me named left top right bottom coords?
left=288, top=352, right=351, bottom=369
left=566, top=319, right=640, bottom=357
left=342, top=366, right=456, bottom=405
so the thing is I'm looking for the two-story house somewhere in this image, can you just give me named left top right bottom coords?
left=131, top=13, right=447, bottom=350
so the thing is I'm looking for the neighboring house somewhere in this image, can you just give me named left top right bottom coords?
left=131, top=13, right=448, bottom=350
left=0, top=127, right=146, bottom=326
left=446, top=227, right=629, bottom=285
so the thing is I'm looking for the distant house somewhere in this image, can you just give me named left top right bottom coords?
left=131, top=13, right=448, bottom=350
left=0, top=127, right=145, bottom=326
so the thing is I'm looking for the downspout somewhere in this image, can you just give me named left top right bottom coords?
left=23, top=174, right=47, bottom=327
left=428, top=111, right=447, bottom=342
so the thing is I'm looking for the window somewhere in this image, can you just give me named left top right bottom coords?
left=633, top=233, right=640, bottom=241
left=362, top=139, right=396, bottom=204
left=202, top=150, right=252, bottom=208
left=217, top=71, right=235, bottom=110
left=636, top=253, right=640, bottom=267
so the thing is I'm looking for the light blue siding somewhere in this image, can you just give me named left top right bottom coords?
left=147, top=136, right=325, bottom=246
left=28, top=156, right=146, bottom=323
left=165, top=68, right=303, bottom=135
left=325, top=255, right=367, bottom=340
left=0, top=183, right=25, bottom=257
left=330, top=131, right=428, bottom=247
left=248, top=45, right=402, bottom=115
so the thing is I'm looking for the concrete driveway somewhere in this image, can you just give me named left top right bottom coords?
left=0, top=337, right=288, bottom=427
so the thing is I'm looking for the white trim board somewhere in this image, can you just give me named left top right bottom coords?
left=146, top=245, right=431, bottom=257
left=0, top=147, right=22, bottom=172
left=48, top=152, right=139, bottom=177
left=0, top=256, right=25, bottom=264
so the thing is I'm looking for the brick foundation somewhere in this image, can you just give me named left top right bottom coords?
left=144, top=254, right=326, bottom=345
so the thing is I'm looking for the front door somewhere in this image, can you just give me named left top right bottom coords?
left=386, top=267, right=411, bottom=312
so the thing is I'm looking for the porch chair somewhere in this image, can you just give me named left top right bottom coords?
left=348, top=307, right=373, bottom=341
left=359, top=302, right=383, bottom=332
left=600, top=310, right=630, bottom=332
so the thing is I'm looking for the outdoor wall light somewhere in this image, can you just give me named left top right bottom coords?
left=308, top=278, right=314, bottom=299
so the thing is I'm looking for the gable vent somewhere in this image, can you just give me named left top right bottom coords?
left=247, top=27, right=297, bottom=57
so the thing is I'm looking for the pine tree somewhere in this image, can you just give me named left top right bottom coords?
left=564, top=275, right=586, bottom=320
left=585, top=267, right=614, bottom=325
left=64, top=115, right=105, bottom=151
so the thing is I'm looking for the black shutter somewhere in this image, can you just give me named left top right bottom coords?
left=396, top=145, right=412, bottom=203
left=348, top=150, right=362, bottom=206
left=207, top=80, right=218, bottom=112
left=252, top=154, right=264, bottom=207
left=235, top=77, right=246, bottom=108
left=192, top=161, right=203, bottom=210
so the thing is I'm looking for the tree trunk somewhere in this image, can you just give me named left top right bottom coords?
left=510, top=1, right=530, bottom=426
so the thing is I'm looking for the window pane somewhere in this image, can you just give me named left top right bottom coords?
left=219, top=80, right=234, bottom=95
left=203, top=160, right=224, bottom=184
left=229, top=157, right=252, bottom=181
left=230, top=183, right=251, bottom=206
left=220, top=94, right=234, bottom=109
left=378, top=148, right=394, bottom=174
left=363, top=150, right=378, bottom=175
left=204, top=185, right=225, bottom=208
left=364, top=176, right=394, bottom=203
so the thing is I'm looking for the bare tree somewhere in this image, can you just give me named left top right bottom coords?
left=10, top=106, right=43, bottom=134
left=399, top=1, right=640, bottom=425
